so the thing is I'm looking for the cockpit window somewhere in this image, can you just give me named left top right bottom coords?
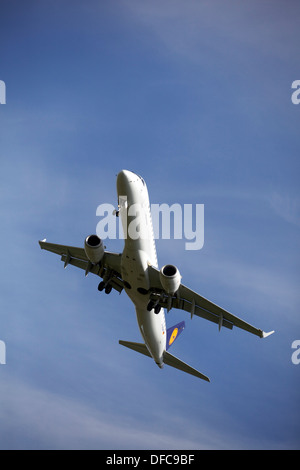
left=137, top=174, right=145, bottom=186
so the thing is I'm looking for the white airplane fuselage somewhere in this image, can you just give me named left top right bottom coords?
left=117, top=170, right=167, bottom=368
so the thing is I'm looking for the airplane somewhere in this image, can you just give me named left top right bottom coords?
left=39, top=170, right=274, bottom=382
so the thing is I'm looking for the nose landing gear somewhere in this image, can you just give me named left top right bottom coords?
left=147, top=300, right=161, bottom=314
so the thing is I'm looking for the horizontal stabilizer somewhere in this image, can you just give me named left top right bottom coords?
left=119, top=340, right=151, bottom=358
left=163, top=351, right=210, bottom=382
left=119, top=340, right=210, bottom=382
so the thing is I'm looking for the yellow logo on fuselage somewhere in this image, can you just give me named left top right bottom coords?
left=169, top=327, right=178, bottom=346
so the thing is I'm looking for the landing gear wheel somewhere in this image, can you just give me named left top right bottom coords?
left=154, top=304, right=161, bottom=314
left=147, top=300, right=154, bottom=311
left=98, top=281, right=105, bottom=291
left=105, top=284, right=112, bottom=294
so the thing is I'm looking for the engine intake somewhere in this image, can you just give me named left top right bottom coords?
left=84, top=234, right=104, bottom=264
left=159, top=264, right=181, bottom=294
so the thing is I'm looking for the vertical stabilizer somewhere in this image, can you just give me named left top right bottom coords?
left=166, top=321, right=185, bottom=351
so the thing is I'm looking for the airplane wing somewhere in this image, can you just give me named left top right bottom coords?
left=39, top=240, right=124, bottom=293
left=148, top=265, right=274, bottom=339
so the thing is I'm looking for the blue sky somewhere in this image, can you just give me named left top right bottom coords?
left=0, top=0, right=299, bottom=449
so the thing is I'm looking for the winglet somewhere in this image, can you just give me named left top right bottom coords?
left=39, top=239, right=47, bottom=250
left=262, top=330, right=275, bottom=338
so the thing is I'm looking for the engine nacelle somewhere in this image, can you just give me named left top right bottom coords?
left=84, top=234, right=105, bottom=264
left=159, top=264, right=181, bottom=294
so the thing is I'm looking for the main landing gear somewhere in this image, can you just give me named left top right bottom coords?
left=98, top=281, right=112, bottom=294
left=98, top=266, right=114, bottom=294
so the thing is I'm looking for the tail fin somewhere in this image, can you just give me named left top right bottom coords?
left=119, top=338, right=210, bottom=382
left=166, top=321, right=185, bottom=351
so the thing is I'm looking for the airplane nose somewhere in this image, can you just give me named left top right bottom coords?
left=118, top=169, right=136, bottom=178
left=117, top=170, right=129, bottom=193
left=117, top=170, right=136, bottom=194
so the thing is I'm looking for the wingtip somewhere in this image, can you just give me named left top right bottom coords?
left=38, top=239, right=47, bottom=249
left=262, top=330, right=275, bottom=338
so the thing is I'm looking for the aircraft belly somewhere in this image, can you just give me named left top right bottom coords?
left=117, top=170, right=165, bottom=365
left=136, top=307, right=166, bottom=365
left=120, top=246, right=166, bottom=364
left=121, top=248, right=150, bottom=295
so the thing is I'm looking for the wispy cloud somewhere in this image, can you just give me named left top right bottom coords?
left=0, top=377, right=209, bottom=449
left=1, top=376, right=282, bottom=449
left=124, top=0, right=299, bottom=65
left=267, top=192, right=300, bottom=228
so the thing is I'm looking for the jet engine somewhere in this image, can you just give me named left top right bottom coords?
left=159, top=264, right=181, bottom=294
left=84, top=234, right=105, bottom=264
